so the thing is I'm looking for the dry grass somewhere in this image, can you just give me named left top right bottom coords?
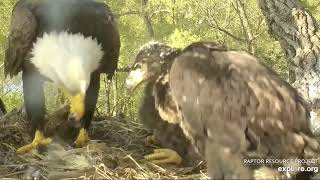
left=0, top=107, right=208, bottom=179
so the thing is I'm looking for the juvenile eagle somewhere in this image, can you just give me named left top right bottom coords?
left=5, top=0, right=120, bottom=153
left=126, top=43, right=202, bottom=165
left=128, top=41, right=317, bottom=179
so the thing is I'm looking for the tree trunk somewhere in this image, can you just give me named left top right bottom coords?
left=258, top=0, right=320, bottom=135
left=0, top=98, right=6, bottom=115
left=142, top=0, right=155, bottom=39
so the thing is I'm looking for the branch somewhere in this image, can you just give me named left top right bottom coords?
left=116, top=67, right=131, bottom=73
left=254, top=17, right=265, bottom=34
left=149, top=9, right=171, bottom=19
left=140, top=0, right=155, bottom=39
left=232, top=0, right=255, bottom=54
left=202, top=5, right=246, bottom=42
left=115, top=11, right=140, bottom=18
left=207, top=17, right=246, bottom=42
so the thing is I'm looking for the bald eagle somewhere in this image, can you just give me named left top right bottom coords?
left=127, top=41, right=318, bottom=179
left=126, top=43, right=202, bottom=166
left=5, top=0, right=120, bottom=153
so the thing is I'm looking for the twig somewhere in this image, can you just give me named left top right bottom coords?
left=1, top=170, right=26, bottom=178
left=1, top=143, right=16, bottom=151
left=126, top=155, right=146, bottom=172
left=93, top=163, right=113, bottom=180
left=115, top=11, right=140, bottom=18
left=126, top=155, right=150, bottom=180
left=116, top=67, right=131, bottom=73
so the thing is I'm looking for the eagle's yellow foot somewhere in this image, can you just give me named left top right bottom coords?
left=144, top=148, right=182, bottom=165
left=74, top=128, right=90, bottom=148
left=16, top=130, right=52, bottom=154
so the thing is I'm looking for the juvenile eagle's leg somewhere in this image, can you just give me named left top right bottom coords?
left=74, top=72, right=100, bottom=147
left=144, top=148, right=182, bottom=165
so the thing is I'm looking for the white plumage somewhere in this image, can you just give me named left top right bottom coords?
left=30, top=31, right=104, bottom=94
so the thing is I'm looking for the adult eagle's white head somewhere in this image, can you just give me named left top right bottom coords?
left=30, top=32, right=103, bottom=120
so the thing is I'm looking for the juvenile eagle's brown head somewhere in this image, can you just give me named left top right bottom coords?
left=126, top=42, right=180, bottom=92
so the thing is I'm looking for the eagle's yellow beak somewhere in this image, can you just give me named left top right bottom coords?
left=69, top=94, right=85, bottom=121
left=61, top=87, right=85, bottom=122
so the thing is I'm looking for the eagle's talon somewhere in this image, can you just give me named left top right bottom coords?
left=144, top=148, right=182, bottom=165
left=74, top=128, right=90, bottom=148
left=16, top=130, right=52, bottom=154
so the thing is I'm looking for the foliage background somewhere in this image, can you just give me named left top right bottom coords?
left=0, top=0, right=319, bottom=120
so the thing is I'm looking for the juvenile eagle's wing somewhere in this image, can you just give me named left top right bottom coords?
left=169, top=43, right=312, bottom=179
left=5, top=1, right=37, bottom=78
left=169, top=43, right=311, bottom=155
left=153, top=74, right=181, bottom=124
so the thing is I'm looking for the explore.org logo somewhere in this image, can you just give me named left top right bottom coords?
left=243, top=158, right=319, bottom=173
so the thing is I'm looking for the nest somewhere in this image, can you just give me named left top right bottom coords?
left=0, top=106, right=208, bottom=179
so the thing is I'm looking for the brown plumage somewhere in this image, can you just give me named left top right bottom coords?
left=126, top=42, right=202, bottom=165
left=128, top=41, right=319, bottom=179
left=140, top=82, right=201, bottom=166
left=169, top=42, right=316, bottom=179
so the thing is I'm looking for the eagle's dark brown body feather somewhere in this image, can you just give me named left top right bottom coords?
left=140, top=82, right=201, bottom=166
left=5, top=0, right=120, bottom=78
left=128, top=41, right=318, bottom=179
left=169, top=42, right=315, bottom=178
left=128, top=43, right=202, bottom=165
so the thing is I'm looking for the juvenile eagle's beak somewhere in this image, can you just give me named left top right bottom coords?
left=69, top=94, right=85, bottom=122
left=126, top=69, right=146, bottom=93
